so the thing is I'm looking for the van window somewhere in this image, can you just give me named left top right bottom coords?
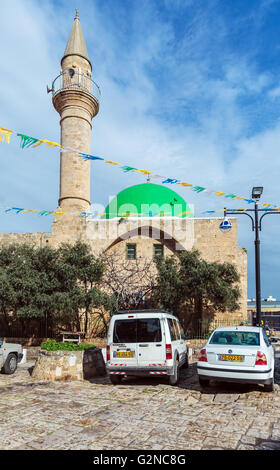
left=138, top=319, right=162, bottom=342
left=177, top=321, right=184, bottom=339
left=167, top=318, right=177, bottom=341
left=113, top=319, right=137, bottom=343
left=113, top=318, right=161, bottom=343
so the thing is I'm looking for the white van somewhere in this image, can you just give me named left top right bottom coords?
left=106, top=310, right=189, bottom=385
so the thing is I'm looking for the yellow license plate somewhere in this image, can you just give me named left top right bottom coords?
left=115, top=352, right=134, bottom=358
left=219, top=355, right=243, bottom=362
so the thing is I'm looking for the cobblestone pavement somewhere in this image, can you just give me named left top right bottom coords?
left=1, top=357, right=280, bottom=451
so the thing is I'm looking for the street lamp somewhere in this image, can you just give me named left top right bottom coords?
left=252, top=187, right=263, bottom=200
left=224, top=187, right=280, bottom=326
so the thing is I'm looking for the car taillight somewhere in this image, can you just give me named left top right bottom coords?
left=255, top=351, right=267, bottom=366
left=106, top=345, right=110, bottom=362
left=166, top=344, right=172, bottom=360
left=198, top=348, right=208, bottom=362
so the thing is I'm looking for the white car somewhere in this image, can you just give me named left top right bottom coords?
left=106, top=310, right=189, bottom=385
left=0, top=339, right=23, bottom=374
left=197, top=326, right=275, bottom=392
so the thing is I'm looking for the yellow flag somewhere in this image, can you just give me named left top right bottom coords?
left=19, top=209, right=38, bottom=214
left=54, top=210, right=67, bottom=215
left=105, top=160, right=120, bottom=165
left=176, top=182, right=193, bottom=187
left=0, top=127, right=13, bottom=144
left=33, top=139, right=62, bottom=148
left=135, top=169, right=152, bottom=175
left=44, top=140, right=62, bottom=148
left=178, top=211, right=193, bottom=216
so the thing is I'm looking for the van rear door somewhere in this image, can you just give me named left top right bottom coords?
left=111, top=318, right=138, bottom=367
left=137, top=317, right=165, bottom=366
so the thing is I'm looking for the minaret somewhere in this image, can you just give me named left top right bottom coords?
left=51, top=10, right=99, bottom=219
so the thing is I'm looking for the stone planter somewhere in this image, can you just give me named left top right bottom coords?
left=31, top=348, right=106, bottom=381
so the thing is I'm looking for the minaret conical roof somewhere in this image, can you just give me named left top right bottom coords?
left=62, top=10, right=91, bottom=68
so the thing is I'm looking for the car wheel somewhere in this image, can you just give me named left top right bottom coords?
left=263, top=379, right=274, bottom=393
left=3, top=353, right=17, bottom=375
left=169, top=359, right=179, bottom=386
left=110, top=375, right=122, bottom=385
left=199, top=376, right=210, bottom=388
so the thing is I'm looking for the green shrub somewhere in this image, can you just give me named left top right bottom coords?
left=40, top=339, right=96, bottom=351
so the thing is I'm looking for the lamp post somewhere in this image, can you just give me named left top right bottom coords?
left=223, top=187, right=280, bottom=326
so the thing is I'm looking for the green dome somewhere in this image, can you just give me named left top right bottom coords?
left=104, top=183, right=193, bottom=219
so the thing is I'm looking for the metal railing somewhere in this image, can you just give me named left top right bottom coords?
left=51, top=71, right=101, bottom=103
left=190, top=318, right=248, bottom=340
left=0, top=316, right=54, bottom=339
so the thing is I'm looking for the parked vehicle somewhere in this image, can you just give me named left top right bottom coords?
left=0, top=339, right=23, bottom=374
left=106, top=310, right=189, bottom=385
left=197, top=326, right=275, bottom=392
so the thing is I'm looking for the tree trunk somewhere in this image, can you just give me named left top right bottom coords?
left=192, top=295, right=203, bottom=337
left=84, top=309, right=89, bottom=336
left=194, top=295, right=203, bottom=321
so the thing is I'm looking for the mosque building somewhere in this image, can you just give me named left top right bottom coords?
left=0, top=12, right=247, bottom=321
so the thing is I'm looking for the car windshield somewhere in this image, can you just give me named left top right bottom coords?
left=113, top=318, right=162, bottom=343
left=210, top=331, right=260, bottom=346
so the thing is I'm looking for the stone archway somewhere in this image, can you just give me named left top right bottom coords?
left=105, top=225, right=186, bottom=254
left=102, top=225, right=186, bottom=311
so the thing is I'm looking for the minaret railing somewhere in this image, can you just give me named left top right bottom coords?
left=52, top=71, right=100, bottom=103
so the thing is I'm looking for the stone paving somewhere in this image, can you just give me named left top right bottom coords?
left=1, top=357, right=280, bottom=450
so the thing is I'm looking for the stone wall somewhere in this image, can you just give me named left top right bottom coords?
left=31, top=348, right=105, bottom=381
left=32, top=350, right=83, bottom=381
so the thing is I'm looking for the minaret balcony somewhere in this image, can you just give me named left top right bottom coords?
left=51, top=71, right=100, bottom=103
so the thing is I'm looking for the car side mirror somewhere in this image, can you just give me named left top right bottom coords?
left=183, top=332, right=190, bottom=340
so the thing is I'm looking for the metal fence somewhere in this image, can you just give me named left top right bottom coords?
left=190, top=318, right=247, bottom=340
left=0, top=316, right=54, bottom=339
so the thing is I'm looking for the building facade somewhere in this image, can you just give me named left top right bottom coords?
left=0, top=12, right=248, bottom=321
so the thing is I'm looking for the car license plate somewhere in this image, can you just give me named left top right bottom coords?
left=219, top=355, right=243, bottom=362
left=115, top=352, right=134, bottom=358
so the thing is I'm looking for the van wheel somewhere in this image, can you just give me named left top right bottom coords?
left=169, top=359, right=179, bottom=386
left=182, top=354, right=189, bottom=369
left=110, top=375, right=122, bottom=385
left=3, top=354, right=17, bottom=375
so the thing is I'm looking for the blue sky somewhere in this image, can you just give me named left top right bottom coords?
left=1, top=0, right=280, bottom=299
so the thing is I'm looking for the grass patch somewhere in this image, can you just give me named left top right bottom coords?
left=40, top=339, right=96, bottom=351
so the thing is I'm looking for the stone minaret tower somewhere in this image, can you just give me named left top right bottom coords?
left=51, top=10, right=99, bottom=233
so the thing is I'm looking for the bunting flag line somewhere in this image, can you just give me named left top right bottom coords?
left=3, top=203, right=280, bottom=220
left=1, top=206, right=195, bottom=219
left=1, top=123, right=280, bottom=210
